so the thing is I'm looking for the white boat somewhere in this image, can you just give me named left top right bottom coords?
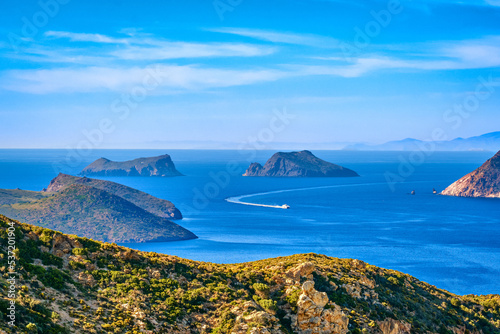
left=281, top=204, right=290, bottom=209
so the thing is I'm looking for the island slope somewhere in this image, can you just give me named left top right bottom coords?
left=243, top=150, right=359, bottom=177
left=0, top=175, right=193, bottom=243
left=4, top=185, right=195, bottom=243
left=80, top=154, right=183, bottom=177
left=1, top=214, right=498, bottom=333
left=441, top=150, right=500, bottom=198
left=46, top=173, right=182, bottom=219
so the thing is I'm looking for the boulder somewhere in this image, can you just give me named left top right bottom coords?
left=293, top=281, right=349, bottom=334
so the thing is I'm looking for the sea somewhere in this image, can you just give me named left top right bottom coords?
left=0, top=149, right=499, bottom=296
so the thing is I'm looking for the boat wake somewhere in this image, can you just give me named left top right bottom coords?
left=225, top=196, right=290, bottom=209
left=225, top=182, right=385, bottom=210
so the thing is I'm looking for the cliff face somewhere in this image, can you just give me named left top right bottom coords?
left=243, top=150, right=359, bottom=177
left=80, top=154, right=183, bottom=177
left=441, top=150, right=500, bottom=198
left=1, top=215, right=499, bottom=334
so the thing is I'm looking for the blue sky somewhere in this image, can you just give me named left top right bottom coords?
left=1, top=0, right=500, bottom=148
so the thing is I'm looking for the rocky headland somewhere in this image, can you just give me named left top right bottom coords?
left=441, top=150, right=500, bottom=198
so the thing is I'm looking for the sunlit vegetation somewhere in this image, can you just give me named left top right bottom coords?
left=0, top=214, right=499, bottom=333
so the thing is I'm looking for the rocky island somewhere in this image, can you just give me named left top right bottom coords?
left=243, top=150, right=359, bottom=177
left=80, top=154, right=183, bottom=177
left=441, top=150, right=500, bottom=198
left=0, top=174, right=195, bottom=243
left=1, top=214, right=499, bottom=333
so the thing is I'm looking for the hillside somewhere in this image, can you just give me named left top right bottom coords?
left=45, top=173, right=182, bottom=219
left=1, top=215, right=498, bottom=334
left=1, top=185, right=195, bottom=243
left=80, top=155, right=183, bottom=177
left=0, top=175, right=193, bottom=243
left=243, top=151, right=359, bottom=177
left=441, top=150, right=500, bottom=198
left=0, top=188, right=47, bottom=205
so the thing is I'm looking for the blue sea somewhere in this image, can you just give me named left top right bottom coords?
left=0, top=149, right=499, bottom=296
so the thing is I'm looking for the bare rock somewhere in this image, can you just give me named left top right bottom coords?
left=293, top=281, right=348, bottom=334
left=27, top=231, right=39, bottom=241
left=441, top=150, right=500, bottom=198
left=378, top=319, right=411, bottom=334
left=77, top=272, right=96, bottom=287
left=286, top=262, right=315, bottom=282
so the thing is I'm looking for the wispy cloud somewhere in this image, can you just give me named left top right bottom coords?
left=314, top=36, right=500, bottom=74
left=11, top=31, right=276, bottom=64
left=1, top=65, right=287, bottom=94
left=3, top=30, right=500, bottom=95
left=208, top=27, right=339, bottom=48
left=109, top=42, right=275, bottom=60
left=45, top=31, right=131, bottom=44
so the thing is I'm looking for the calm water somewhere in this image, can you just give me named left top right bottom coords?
left=0, top=149, right=499, bottom=296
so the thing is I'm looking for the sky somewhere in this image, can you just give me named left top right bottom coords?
left=0, top=0, right=500, bottom=149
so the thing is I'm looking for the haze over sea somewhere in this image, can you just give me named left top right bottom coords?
left=1, top=149, right=499, bottom=296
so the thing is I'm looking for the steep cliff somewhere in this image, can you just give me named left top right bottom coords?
left=441, top=150, right=500, bottom=198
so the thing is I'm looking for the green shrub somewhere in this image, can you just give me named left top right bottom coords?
left=26, top=323, right=38, bottom=332
left=258, top=299, right=277, bottom=312
left=72, top=248, right=87, bottom=256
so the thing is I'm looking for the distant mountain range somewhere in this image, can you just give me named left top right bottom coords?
left=343, top=132, right=500, bottom=152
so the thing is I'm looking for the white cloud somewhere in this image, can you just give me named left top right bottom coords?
left=3, top=31, right=500, bottom=95
left=208, top=27, right=339, bottom=48
left=40, top=31, right=275, bottom=62
left=45, top=31, right=131, bottom=44
left=313, top=36, right=500, bottom=74
left=1, top=65, right=287, bottom=94
left=109, top=42, right=275, bottom=60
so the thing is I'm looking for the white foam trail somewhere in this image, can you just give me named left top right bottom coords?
left=225, top=197, right=289, bottom=209
left=225, top=182, right=385, bottom=209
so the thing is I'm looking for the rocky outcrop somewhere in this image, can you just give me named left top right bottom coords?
left=243, top=151, right=359, bottom=177
left=286, top=262, right=315, bottom=282
left=378, top=319, right=411, bottom=334
left=80, top=154, right=183, bottom=177
left=231, top=301, right=282, bottom=334
left=441, top=150, right=500, bottom=198
left=292, top=280, right=349, bottom=334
